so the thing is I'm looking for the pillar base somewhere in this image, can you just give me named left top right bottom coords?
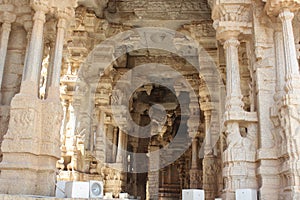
left=0, top=153, right=57, bottom=196
left=203, top=155, right=217, bottom=200
left=0, top=93, right=62, bottom=196
left=221, top=191, right=235, bottom=200
left=147, top=170, right=159, bottom=200
left=190, top=169, right=202, bottom=189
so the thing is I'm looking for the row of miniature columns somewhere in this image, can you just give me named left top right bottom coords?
left=0, top=4, right=73, bottom=101
left=223, top=8, right=300, bottom=113
left=21, top=5, right=73, bottom=100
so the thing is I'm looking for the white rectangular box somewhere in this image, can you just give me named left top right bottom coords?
left=120, top=193, right=129, bottom=199
left=236, top=189, right=257, bottom=200
left=182, top=189, right=205, bottom=200
left=104, top=192, right=113, bottom=199
left=65, top=181, right=90, bottom=198
left=55, top=181, right=66, bottom=198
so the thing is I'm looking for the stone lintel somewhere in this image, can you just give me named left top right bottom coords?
left=224, top=111, right=258, bottom=123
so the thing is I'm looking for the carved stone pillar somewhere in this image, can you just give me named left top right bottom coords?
left=203, top=155, right=217, bottom=200
left=131, top=140, right=139, bottom=196
left=223, top=36, right=244, bottom=113
left=214, top=28, right=257, bottom=200
left=187, top=91, right=201, bottom=189
left=204, top=110, right=212, bottom=155
left=265, top=2, right=300, bottom=198
left=20, top=3, right=48, bottom=95
left=279, top=9, right=300, bottom=199
left=95, top=109, right=107, bottom=162
left=116, top=130, right=125, bottom=164
left=147, top=143, right=160, bottom=200
left=0, top=3, right=65, bottom=190
left=191, top=137, right=198, bottom=170
left=48, top=10, right=73, bottom=99
left=202, top=109, right=217, bottom=200
left=212, top=1, right=259, bottom=196
left=189, top=137, right=201, bottom=189
left=279, top=9, right=300, bottom=99
left=0, top=0, right=63, bottom=196
left=94, top=78, right=112, bottom=162
left=112, top=127, right=118, bottom=163
left=264, top=23, right=285, bottom=200
left=0, top=0, right=79, bottom=195
left=60, top=99, right=70, bottom=154
left=223, top=35, right=245, bottom=200
left=274, top=26, right=285, bottom=103
left=45, top=42, right=55, bottom=99
left=0, top=13, right=16, bottom=102
left=279, top=9, right=300, bottom=198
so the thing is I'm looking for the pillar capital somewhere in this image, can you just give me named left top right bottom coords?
left=57, top=16, right=68, bottom=30
left=223, top=37, right=240, bottom=49
left=33, top=10, right=47, bottom=23
left=1, top=21, right=11, bottom=33
left=278, top=9, right=294, bottom=21
left=0, top=12, right=16, bottom=24
left=31, top=0, right=50, bottom=13
left=264, top=0, right=300, bottom=17
left=212, top=1, right=252, bottom=42
left=203, top=109, right=212, bottom=118
left=51, top=0, right=77, bottom=22
left=55, top=7, right=75, bottom=24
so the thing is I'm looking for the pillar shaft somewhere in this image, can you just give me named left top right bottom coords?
left=191, top=138, right=198, bottom=169
left=204, top=110, right=212, bottom=155
left=116, top=130, right=125, bottom=163
left=21, top=10, right=47, bottom=95
left=45, top=42, right=55, bottom=98
left=48, top=17, right=68, bottom=99
left=61, top=100, right=70, bottom=153
left=224, top=38, right=244, bottom=112
left=277, top=8, right=300, bottom=198
left=0, top=22, right=12, bottom=98
left=132, top=144, right=138, bottom=196
left=203, top=155, right=217, bottom=200
left=279, top=9, right=300, bottom=97
left=190, top=137, right=201, bottom=189
left=274, top=27, right=286, bottom=101
left=147, top=145, right=160, bottom=200
left=112, top=127, right=118, bottom=162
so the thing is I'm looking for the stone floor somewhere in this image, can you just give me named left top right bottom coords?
left=0, top=194, right=115, bottom=200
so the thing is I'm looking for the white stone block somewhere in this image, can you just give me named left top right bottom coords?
left=55, top=181, right=66, bottom=198
left=235, top=189, right=257, bottom=200
left=120, top=193, right=129, bottom=199
left=104, top=192, right=113, bottom=199
left=182, top=189, right=205, bottom=200
left=65, top=181, right=90, bottom=198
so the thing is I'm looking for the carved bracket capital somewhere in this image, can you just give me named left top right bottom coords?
left=264, top=0, right=300, bottom=17
left=212, top=1, right=252, bottom=42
